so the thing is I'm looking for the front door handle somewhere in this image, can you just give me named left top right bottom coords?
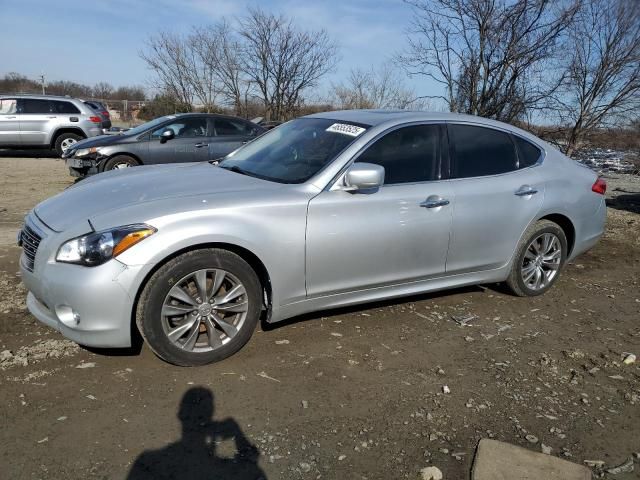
left=515, top=185, right=538, bottom=196
left=6, top=116, right=17, bottom=119
left=420, top=197, right=450, bottom=208
left=195, top=142, right=209, bottom=148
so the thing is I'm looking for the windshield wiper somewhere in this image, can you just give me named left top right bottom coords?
left=219, top=164, right=244, bottom=174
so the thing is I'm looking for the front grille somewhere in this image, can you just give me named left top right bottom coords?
left=20, top=224, right=43, bottom=272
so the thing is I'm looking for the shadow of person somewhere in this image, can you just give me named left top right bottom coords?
left=127, top=387, right=266, bottom=480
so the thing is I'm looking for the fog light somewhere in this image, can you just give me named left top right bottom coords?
left=55, top=305, right=80, bottom=327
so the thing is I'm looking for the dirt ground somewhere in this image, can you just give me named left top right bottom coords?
left=0, top=154, right=639, bottom=480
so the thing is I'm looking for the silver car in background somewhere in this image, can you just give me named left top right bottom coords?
left=18, top=110, right=606, bottom=366
left=0, top=94, right=104, bottom=156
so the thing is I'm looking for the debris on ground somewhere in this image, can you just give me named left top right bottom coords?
left=451, top=314, right=477, bottom=326
left=0, top=339, right=79, bottom=369
left=257, top=371, right=281, bottom=383
left=622, top=353, right=636, bottom=365
left=419, top=466, right=443, bottom=480
left=75, top=362, right=96, bottom=369
left=605, top=457, right=634, bottom=475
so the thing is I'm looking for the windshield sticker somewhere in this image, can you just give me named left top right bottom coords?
left=326, top=123, right=366, bottom=137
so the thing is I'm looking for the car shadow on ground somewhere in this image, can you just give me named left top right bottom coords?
left=0, top=149, right=59, bottom=159
left=126, top=387, right=267, bottom=480
left=606, top=192, right=640, bottom=214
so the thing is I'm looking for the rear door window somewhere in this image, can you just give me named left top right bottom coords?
left=514, top=136, right=542, bottom=168
left=356, top=124, right=440, bottom=185
left=215, top=118, right=249, bottom=136
left=449, top=124, right=518, bottom=178
left=21, top=99, right=51, bottom=114
left=52, top=101, right=81, bottom=114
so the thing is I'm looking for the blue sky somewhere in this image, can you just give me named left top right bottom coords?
left=0, top=0, right=437, bottom=100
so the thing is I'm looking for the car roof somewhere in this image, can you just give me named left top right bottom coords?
left=305, top=109, right=543, bottom=142
left=170, top=113, right=253, bottom=120
left=0, top=93, right=81, bottom=101
left=307, top=109, right=513, bottom=128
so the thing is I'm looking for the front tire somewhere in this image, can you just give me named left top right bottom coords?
left=136, top=249, right=262, bottom=366
left=506, top=220, right=567, bottom=297
left=103, top=155, right=140, bottom=171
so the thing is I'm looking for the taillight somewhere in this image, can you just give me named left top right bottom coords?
left=592, top=177, right=607, bottom=195
left=89, top=116, right=102, bottom=124
left=101, top=111, right=110, bottom=117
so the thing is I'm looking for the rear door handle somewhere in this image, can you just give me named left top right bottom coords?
left=420, top=197, right=450, bottom=208
left=195, top=143, right=209, bottom=148
left=6, top=116, right=17, bottom=119
left=515, top=185, right=538, bottom=196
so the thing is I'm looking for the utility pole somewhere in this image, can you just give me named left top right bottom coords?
left=39, top=74, right=46, bottom=95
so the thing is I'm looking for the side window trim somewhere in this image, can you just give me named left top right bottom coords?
left=328, top=121, right=446, bottom=190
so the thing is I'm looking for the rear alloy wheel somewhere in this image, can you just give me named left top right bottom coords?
left=506, top=220, right=567, bottom=297
left=103, top=155, right=139, bottom=171
left=137, top=249, right=262, bottom=366
left=54, top=133, right=83, bottom=157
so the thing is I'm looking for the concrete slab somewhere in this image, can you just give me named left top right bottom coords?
left=472, top=439, right=592, bottom=480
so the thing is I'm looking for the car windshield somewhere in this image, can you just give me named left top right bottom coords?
left=125, top=116, right=175, bottom=137
left=218, top=118, right=368, bottom=184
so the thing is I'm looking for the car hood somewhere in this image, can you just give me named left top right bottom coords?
left=34, top=163, right=276, bottom=232
left=67, top=133, right=129, bottom=151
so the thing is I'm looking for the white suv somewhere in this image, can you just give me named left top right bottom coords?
left=0, top=94, right=104, bottom=156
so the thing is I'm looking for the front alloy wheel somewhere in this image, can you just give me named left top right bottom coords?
left=137, top=249, right=262, bottom=366
left=161, top=269, right=248, bottom=353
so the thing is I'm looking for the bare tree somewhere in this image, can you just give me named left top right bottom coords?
left=93, top=82, right=114, bottom=99
left=139, top=31, right=196, bottom=107
left=209, top=21, right=250, bottom=116
left=554, top=0, right=640, bottom=156
left=398, top=0, right=578, bottom=122
left=238, top=8, right=339, bottom=121
left=333, top=63, right=425, bottom=110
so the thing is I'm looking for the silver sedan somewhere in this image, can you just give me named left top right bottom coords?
left=18, top=110, right=606, bottom=365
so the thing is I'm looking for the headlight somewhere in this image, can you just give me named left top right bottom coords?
left=56, top=224, right=156, bottom=266
left=74, top=147, right=101, bottom=157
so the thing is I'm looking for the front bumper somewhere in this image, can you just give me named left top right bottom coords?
left=65, top=156, right=100, bottom=177
left=19, top=216, right=148, bottom=348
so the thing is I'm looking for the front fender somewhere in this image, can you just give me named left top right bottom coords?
left=111, top=198, right=309, bottom=311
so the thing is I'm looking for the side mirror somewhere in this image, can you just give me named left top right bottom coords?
left=343, top=163, right=385, bottom=192
left=159, top=129, right=175, bottom=143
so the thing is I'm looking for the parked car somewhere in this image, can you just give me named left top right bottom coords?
left=83, top=100, right=112, bottom=130
left=19, top=110, right=606, bottom=366
left=251, top=116, right=282, bottom=130
left=0, top=94, right=104, bottom=156
left=63, top=113, right=266, bottom=177
left=102, top=126, right=130, bottom=135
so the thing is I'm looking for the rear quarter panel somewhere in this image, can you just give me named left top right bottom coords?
left=535, top=147, right=604, bottom=258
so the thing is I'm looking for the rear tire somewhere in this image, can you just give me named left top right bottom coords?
left=103, top=155, right=140, bottom=171
left=506, top=220, right=567, bottom=297
left=54, top=133, right=83, bottom=157
left=136, top=249, right=262, bottom=366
